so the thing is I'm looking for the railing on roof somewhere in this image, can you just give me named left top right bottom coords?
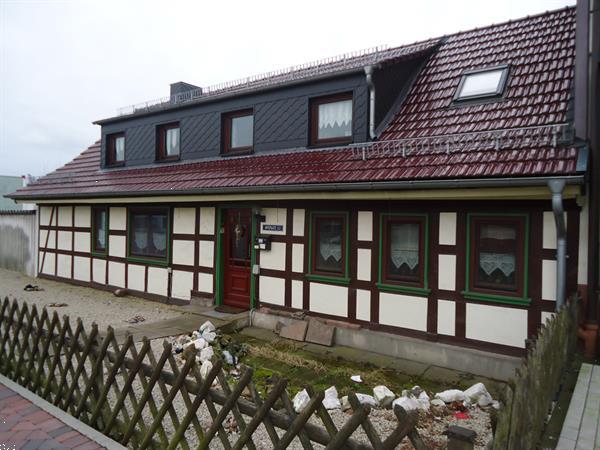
left=349, top=123, right=574, bottom=160
left=117, top=42, right=441, bottom=117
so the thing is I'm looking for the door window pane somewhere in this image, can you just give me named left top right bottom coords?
left=317, top=99, right=352, bottom=140
left=315, top=217, right=343, bottom=274
left=387, top=221, right=420, bottom=282
left=231, top=115, right=253, bottom=149
left=476, top=223, right=518, bottom=291
left=230, top=221, right=250, bottom=261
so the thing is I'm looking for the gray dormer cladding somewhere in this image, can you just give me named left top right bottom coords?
left=99, top=51, right=430, bottom=170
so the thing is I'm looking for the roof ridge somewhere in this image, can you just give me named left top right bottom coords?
left=417, top=5, right=575, bottom=44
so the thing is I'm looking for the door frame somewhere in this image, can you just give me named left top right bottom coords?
left=215, top=205, right=258, bottom=308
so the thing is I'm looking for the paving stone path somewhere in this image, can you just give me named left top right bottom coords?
left=557, top=363, right=600, bottom=450
left=0, top=376, right=123, bottom=450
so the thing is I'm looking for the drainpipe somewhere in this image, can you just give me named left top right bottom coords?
left=364, top=65, right=376, bottom=140
left=548, top=179, right=567, bottom=310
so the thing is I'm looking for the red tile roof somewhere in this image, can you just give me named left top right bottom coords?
left=8, top=7, right=583, bottom=201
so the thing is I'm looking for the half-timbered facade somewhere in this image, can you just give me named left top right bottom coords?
left=8, top=7, right=594, bottom=357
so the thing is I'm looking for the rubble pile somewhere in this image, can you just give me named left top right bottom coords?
left=171, top=320, right=247, bottom=382
left=292, top=380, right=500, bottom=416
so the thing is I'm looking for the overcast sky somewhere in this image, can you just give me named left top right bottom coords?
left=0, top=0, right=575, bottom=177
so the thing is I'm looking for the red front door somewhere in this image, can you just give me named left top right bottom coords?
left=223, top=209, right=252, bottom=309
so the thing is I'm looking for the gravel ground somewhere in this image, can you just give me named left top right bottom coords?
left=0, top=268, right=183, bottom=330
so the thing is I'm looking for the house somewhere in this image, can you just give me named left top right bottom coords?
left=7, top=5, right=598, bottom=359
left=0, top=175, right=28, bottom=211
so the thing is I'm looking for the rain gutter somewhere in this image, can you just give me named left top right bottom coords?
left=7, top=175, right=585, bottom=201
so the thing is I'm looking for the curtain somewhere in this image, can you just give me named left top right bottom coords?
left=479, top=252, right=516, bottom=277
left=318, top=100, right=352, bottom=139
left=152, top=216, right=167, bottom=251
left=115, top=137, right=125, bottom=161
left=389, top=223, right=419, bottom=270
left=166, top=128, right=180, bottom=156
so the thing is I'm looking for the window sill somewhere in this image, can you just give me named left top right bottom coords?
left=105, top=162, right=125, bottom=168
left=221, top=149, right=254, bottom=157
left=462, top=290, right=531, bottom=306
left=127, top=256, right=169, bottom=267
left=376, top=283, right=430, bottom=297
left=309, top=138, right=353, bottom=148
left=91, top=251, right=107, bottom=258
left=154, top=156, right=180, bottom=163
left=306, top=274, right=350, bottom=286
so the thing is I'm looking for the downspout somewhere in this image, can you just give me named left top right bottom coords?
left=548, top=179, right=567, bottom=310
left=364, top=65, right=376, bottom=140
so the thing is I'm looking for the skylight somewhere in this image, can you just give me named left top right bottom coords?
left=454, top=66, right=509, bottom=102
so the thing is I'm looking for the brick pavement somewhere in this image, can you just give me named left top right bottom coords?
left=0, top=381, right=105, bottom=450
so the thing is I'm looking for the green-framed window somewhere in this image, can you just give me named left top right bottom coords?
left=464, top=213, right=530, bottom=306
left=307, top=211, right=350, bottom=285
left=91, top=206, right=108, bottom=255
left=127, top=206, right=170, bottom=266
left=377, top=213, right=430, bottom=296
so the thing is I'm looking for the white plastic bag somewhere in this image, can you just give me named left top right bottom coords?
left=293, top=389, right=310, bottom=413
left=322, top=386, right=341, bottom=410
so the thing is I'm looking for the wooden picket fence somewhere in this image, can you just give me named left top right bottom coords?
left=491, top=296, right=579, bottom=450
left=0, top=298, right=429, bottom=449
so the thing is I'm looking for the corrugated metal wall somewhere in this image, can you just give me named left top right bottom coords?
left=0, top=210, right=37, bottom=276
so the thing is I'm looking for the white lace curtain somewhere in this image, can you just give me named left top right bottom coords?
left=166, top=128, right=180, bottom=156
left=390, top=223, right=419, bottom=270
left=318, top=100, right=352, bottom=138
left=479, top=252, right=516, bottom=276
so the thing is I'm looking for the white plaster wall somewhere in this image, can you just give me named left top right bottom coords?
left=109, top=235, right=126, bottom=258
left=58, top=206, right=72, bottom=227
left=291, top=280, right=303, bottom=309
left=543, top=211, right=557, bottom=249
left=357, top=211, right=373, bottom=241
left=293, top=209, right=305, bottom=237
left=260, top=242, right=286, bottom=271
left=379, top=292, right=428, bottom=331
left=466, top=304, right=528, bottom=348
left=438, top=254, right=456, bottom=291
left=356, top=289, right=371, bottom=321
left=542, top=259, right=557, bottom=301
left=40, top=230, right=56, bottom=249
left=309, top=283, right=348, bottom=317
left=541, top=311, right=556, bottom=324
left=172, top=240, right=194, bottom=266
left=292, top=244, right=304, bottom=273
left=439, top=212, right=457, bottom=246
left=261, top=208, right=287, bottom=235
left=57, top=254, right=71, bottom=279
left=578, top=198, right=589, bottom=284
left=40, top=206, right=56, bottom=226
left=199, top=241, right=214, bottom=268
left=437, top=299, right=456, bottom=336
left=40, top=251, right=55, bottom=275
left=57, top=231, right=72, bottom=251
left=74, top=232, right=91, bottom=253
left=357, top=248, right=371, bottom=281
left=127, top=264, right=145, bottom=292
left=147, top=267, right=168, bottom=296
left=74, top=206, right=91, bottom=228
left=173, top=208, right=196, bottom=234
left=73, top=256, right=90, bottom=282
left=198, top=272, right=213, bottom=294
left=172, top=270, right=194, bottom=300
left=92, top=258, right=106, bottom=284
left=199, top=207, right=215, bottom=235
left=108, top=261, right=125, bottom=288
left=259, top=276, right=285, bottom=306
left=109, top=207, right=127, bottom=230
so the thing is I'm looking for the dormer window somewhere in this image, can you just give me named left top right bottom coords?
left=156, top=122, right=180, bottom=161
left=454, top=66, right=509, bottom=102
left=106, top=133, right=125, bottom=166
left=223, top=109, right=254, bottom=155
left=310, top=93, right=353, bottom=146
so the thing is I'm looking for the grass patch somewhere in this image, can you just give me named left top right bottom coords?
left=224, top=332, right=470, bottom=399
